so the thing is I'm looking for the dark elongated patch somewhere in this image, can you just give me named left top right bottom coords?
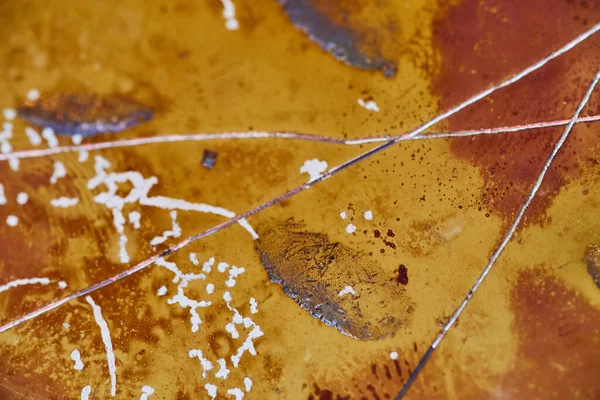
left=255, top=219, right=413, bottom=340
left=584, top=245, right=600, bottom=289
left=17, top=93, right=154, bottom=136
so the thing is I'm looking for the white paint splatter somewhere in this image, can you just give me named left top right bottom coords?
left=358, top=98, right=380, bottom=112
left=16, top=192, right=28, bottom=205
left=205, top=383, right=217, bottom=399
left=63, top=322, right=71, bottom=329
left=249, top=298, right=258, bottom=314
left=188, top=349, right=214, bottom=378
left=345, top=224, right=356, bottom=234
left=71, top=349, right=84, bottom=370
left=215, top=358, right=231, bottom=379
left=227, top=387, right=245, bottom=400
left=202, top=257, right=215, bottom=273
left=188, top=252, right=199, bottom=265
left=2, top=108, right=16, bottom=120
left=243, top=377, right=253, bottom=392
left=157, top=286, right=167, bottom=296
left=364, top=210, right=373, bottom=220
left=8, top=157, right=19, bottom=172
left=338, top=286, right=356, bottom=296
left=128, top=211, right=141, bottom=229
left=206, top=283, right=215, bottom=294
left=6, top=215, right=18, bottom=227
left=25, top=127, right=42, bottom=146
left=339, top=211, right=347, bottom=219
left=42, top=127, right=58, bottom=148
left=0, top=184, right=6, bottom=205
left=217, top=262, right=229, bottom=273
left=79, top=150, right=89, bottom=162
left=50, top=161, right=66, bottom=184
left=58, top=281, right=68, bottom=289
left=26, top=88, right=40, bottom=101
left=390, top=351, right=399, bottom=360
left=51, top=197, right=79, bottom=208
left=72, top=134, right=83, bottom=145
left=300, top=159, right=328, bottom=182
left=230, top=321, right=264, bottom=367
left=139, top=385, right=155, bottom=400
left=86, top=296, right=117, bottom=397
left=225, top=265, right=245, bottom=287
left=220, top=0, right=239, bottom=30
left=81, top=385, right=92, bottom=400
left=0, top=277, right=50, bottom=293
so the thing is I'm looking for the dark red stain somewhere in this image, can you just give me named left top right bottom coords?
left=432, top=0, right=600, bottom=227
left=500, top=268, right=600, bottom=398
left=386, top=229, right=395, bottom=237
left=396, top=264, right=409, bottom=285
left=374, top=229, right=381, bottom=238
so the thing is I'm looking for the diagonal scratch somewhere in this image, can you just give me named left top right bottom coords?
left=395, top=67, right=600, bottom=399
left=0, top=22, right=599, bottom=334
left=1, top=114, right=600, bottom=161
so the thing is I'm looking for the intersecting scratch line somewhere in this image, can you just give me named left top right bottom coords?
left=2, top=115, right=600, bottom=161
left=395, top=67, right=600, bottom=400
left=0, top=22, right=599, bottom=335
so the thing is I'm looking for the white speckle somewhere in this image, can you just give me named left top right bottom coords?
left=227, top=387, right=244, bottom=400
left=157, top=286, right=167, bottom=296
left=202, top=257, right=215, bottom=273
left=26, top=88, right=40, bottom=101
left=204, top=384, right=217, bottom=399
left=0, top=184, right=6, bottom=205
left=249, top=298, right=258, bottom=314
left=63, top=322, right=71, bottom=329
left=215, top=358, right=231, bottom=379
left=188, top=349, right=213, bottom=378
left=390, top=351, right=399, bottom=360
left=25, top=127, right=42, bottom=146
left=364, top=210, right=373, bottom=220
left=243, top=377, right=253, bottom=392
left=220, top=0, right=239, bottom=30
left=338, top=286, right=356, bottom=296
left=51, top=197, right=79, bottom=208
left=79, top=150, right=89, bottom=162
left=2, top=140, right=12, bottom=154
left=2, top=108, right=16, bottom=120
left=72, top=134, right=83, bottom=145
left=339, top=211, right=347, bottom=219
left=71, top=349, right=84, bottom=370
left=16, top=192, right=28, bottom=205
left=50, top=161, right=67, bottom=184
left=150, top=211, right=182, bottom=246
left=188, top=252, right=199, bottom=265
left=217, top=262, right=229, bottom=273
left=358, top=98, right=380, bottom=112
left=81, top=385, right=92, bottom=400
left=8, top=157, right=19, bottom=171
left=140, top=385, right=155, bottom=400
left=0, top=277, right=50, bottom=293
left=230, top=324, right=264, bottom=367
left=300, top=159, right=328, bottom=182
left=42, top=127, right=58, bottom=148
left=345, top=224, right=356, bottom=234
left=128, top=211, right=141, bottom=229
left=58, top=281, right=68, bottom=289
left=206, top=283, right=215, bottom=294
left=225, top=265, right=245, bottom=287
left=6, top=215, right=18, bottom=227
left=86, top=296, right=117, bottom=397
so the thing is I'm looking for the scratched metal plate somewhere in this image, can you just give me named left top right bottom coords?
left=0, top=0, right=600, bottom=399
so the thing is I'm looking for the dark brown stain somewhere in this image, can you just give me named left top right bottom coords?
left=395, top=265, right=409, bottom=286
left=500, top=267, right=600, bottom=398
left=584, top=244, right=600, bottom=288
left=255, top=219, right=414, bottom=340
left=432, top=0, right=600, bottom=227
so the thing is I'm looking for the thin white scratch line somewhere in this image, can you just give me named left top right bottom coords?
left=86, top=296, right=117, bottom=397
left=1, top=23, right=598, bottom=334
left=396, top=68, right=600, bottom=400
left=2, top=114, right=600, bottom=162
left=0, top=278, right=50, bottom=293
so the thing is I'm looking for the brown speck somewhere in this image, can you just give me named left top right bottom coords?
left=396, top=265, right=409, bottom=285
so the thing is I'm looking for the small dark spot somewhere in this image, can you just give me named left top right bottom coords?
left=386, top=229, right=395, bottom=237
left=396, top=265, right=409, bottom=285
left=202, top=149, right=218, bottom=169
left=374, top=230, right=381, bottom=238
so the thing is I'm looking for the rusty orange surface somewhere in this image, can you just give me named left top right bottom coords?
left=0, top=0, right=599, bottom=399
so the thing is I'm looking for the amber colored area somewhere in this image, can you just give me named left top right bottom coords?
left=0, top=0, right=600, bottom=399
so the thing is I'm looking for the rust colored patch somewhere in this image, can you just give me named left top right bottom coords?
left=584, top=244, right=600, bottom=288
left=17, top=93, right=154, bottom=136
left=255, top=219, right=414, bottom=340
left=502, top=267, right=600, bottom=398
left=432, top=0, right=600, bottom=227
